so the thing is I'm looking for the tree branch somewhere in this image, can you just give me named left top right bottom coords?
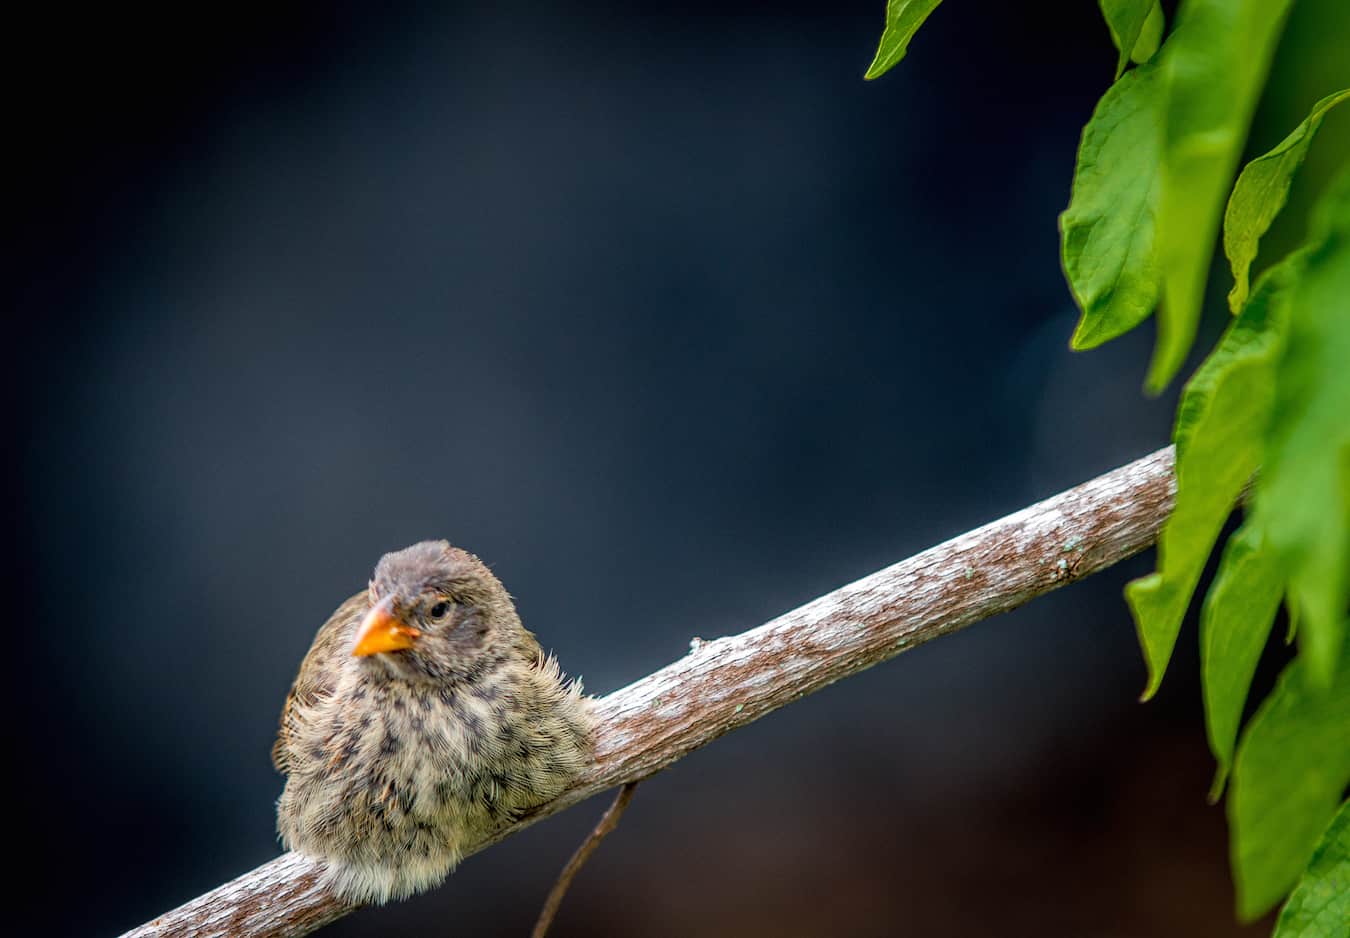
left=122, top=446, right=1177, bottom=938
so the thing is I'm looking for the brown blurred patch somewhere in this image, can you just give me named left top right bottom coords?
left=553, top=709, right=1274, bottom=938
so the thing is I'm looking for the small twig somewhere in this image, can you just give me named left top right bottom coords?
left=530, top=782, right=640, bottom=938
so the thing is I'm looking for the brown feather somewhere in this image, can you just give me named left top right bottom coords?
left=272, top=592, right=368, bottom=772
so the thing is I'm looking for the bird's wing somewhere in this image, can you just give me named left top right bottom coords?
left=271, top=591, right=368, bottom=773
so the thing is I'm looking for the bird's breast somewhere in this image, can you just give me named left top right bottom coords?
left=359, top=678, right=521, bottom=822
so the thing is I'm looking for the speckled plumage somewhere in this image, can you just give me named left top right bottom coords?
left=273, top=541, right=594, bottom=904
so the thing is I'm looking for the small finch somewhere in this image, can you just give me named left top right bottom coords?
left=273, top=540, right=595, bottom=903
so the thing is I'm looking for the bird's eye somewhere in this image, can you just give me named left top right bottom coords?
left=428, top=601, right=451, bottom=621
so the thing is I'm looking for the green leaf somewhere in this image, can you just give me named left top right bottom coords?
left=863, top=0, right=944, bottom=80
left=1131, top=2, right=1165, bottom=67
left=1225, top=89, right=1350, bottom=313
left=1062, top=0, right=1290, bottom=377
left=1100, top=0, right=1165, bottom=79
left=1253, top=167, right=1350, bottom=688
left=1061, top=63, right=1164, bottom=351
left=1200, top=522, right=1283, bottom=801
left=1273, top=798, right=1350, bottom=938
left=1229, top=645, right=1350, bottom=920
left=1147, top=0, right=1295, bottom=392
left=1126, top=260, right=1294, bottom=699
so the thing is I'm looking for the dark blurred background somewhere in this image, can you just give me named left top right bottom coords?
left=12, top=1, right=1349, bottom=936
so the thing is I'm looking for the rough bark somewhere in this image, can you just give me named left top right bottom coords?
left=123, top=446, right=1177, bottom=938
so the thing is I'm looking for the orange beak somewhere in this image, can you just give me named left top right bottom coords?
left=352, top=597, right=421, bottom=657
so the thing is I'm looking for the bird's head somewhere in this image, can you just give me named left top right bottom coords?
left=352, top=540, right=525, bottom=684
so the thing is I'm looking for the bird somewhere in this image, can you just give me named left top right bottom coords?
left=273, top=540, right=595, bottom=904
